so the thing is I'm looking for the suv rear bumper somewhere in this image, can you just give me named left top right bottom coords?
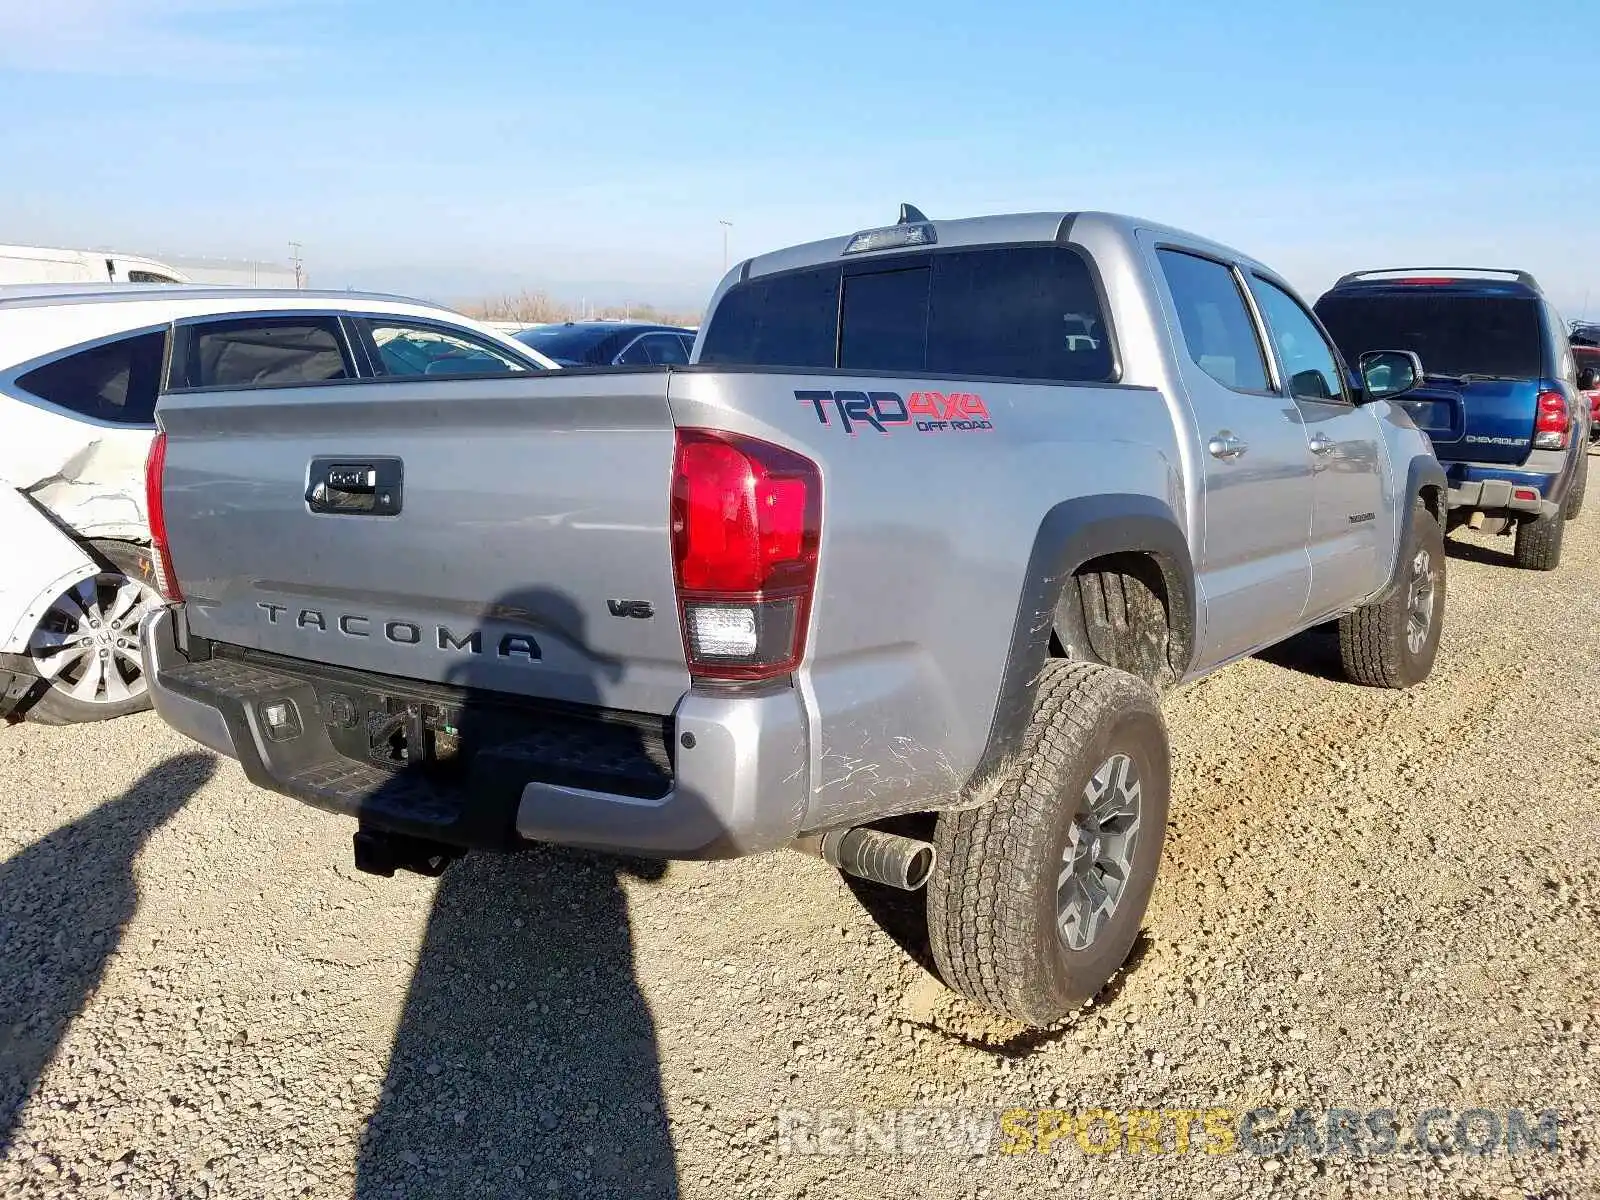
left=140, top=605, right=808, bottom=858
left=1444, top=465, right=1561, bottom=520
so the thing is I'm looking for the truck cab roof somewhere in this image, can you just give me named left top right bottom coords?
left=735, top=209, right=1271, bottom=282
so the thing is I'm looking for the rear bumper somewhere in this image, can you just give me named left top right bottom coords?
left=140, top=605, right=808, bottom=858
left=1444, top=465, right=1560, bottom=520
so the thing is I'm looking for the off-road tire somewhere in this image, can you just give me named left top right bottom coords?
left=926, top=660, right=1169, bottom=1027
left=25, top=541, right=158, bottom=726
left=1513, top=507, right=1564, bottom=571
left=1338, top=498, right=1445, bottom=689
left=1563, top=454, right=1587, bottom=520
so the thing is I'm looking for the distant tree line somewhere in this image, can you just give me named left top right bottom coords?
left=463, top=289, right=702, bottom=328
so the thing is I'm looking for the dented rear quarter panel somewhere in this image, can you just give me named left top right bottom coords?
left=666, top=368, right=1184, bottom=831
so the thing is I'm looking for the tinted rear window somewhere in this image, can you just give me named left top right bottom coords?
left=16, top=330, right=166, bottom=425
left=1315, top=293, right=1543, bottom=379
left=700, top=246, right=1114, bottom=383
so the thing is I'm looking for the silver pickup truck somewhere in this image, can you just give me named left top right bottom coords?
left=141, top=209, right=1447, bottom=1025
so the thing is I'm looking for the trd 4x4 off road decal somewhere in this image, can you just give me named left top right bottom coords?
left=797, top=389, right=994, bottom=435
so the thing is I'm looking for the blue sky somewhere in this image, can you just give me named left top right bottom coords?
left=1, top=0, right=1596, bottom=316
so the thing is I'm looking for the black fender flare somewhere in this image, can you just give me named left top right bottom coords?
left=1379, top=454, right=1448, bottom=597
left=965, top=494, right=1195, bottom=796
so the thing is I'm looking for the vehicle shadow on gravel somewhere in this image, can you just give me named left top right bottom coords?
left=1254, top=623, right=1344, bottom=682
left=1441, top=534, right=1516, bottom=567
left=0, top=750, right=214, bottom=1155
left=355, top=849, right=679, bottom=1200
left=354, top=586, right=681, bottom=1199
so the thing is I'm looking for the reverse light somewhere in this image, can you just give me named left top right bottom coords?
left=1534, top=390, right=1569, bottom=450
left=144, top=431, right=184, bottom=602
left=671, top=428, right=821, bottom=682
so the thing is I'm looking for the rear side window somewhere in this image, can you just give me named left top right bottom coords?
left=171, top=317, right=352, bottom=389
left=1315, top=293, right=1543, bottom=380
left=15, top=330, right=166, bottom=425
left=700, top=246, right=1114, bottom=383
left=1156, top=249, right=1271, bottom=392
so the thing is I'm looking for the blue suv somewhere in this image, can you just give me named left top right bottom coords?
left=1316, top=269, right=1591, bottom=570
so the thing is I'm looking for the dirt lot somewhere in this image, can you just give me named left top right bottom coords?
left=2, top=514, right=1598, bottom=1200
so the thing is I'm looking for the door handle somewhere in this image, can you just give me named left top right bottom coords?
left=1207, top=432, right=1247, bottom=461
left=307, top=457, right=404, bottom=516
left=1308, top=433, right=1336, bottom=456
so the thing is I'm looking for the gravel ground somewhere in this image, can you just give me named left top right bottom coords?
left=2, top=514, right=1598, bottom=1200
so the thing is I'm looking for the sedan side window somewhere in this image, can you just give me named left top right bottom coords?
left=15, top=330, right=166, bottom=424
left=1249, top=277, right=1348, bottom=403
left=172, top=317, right=353, bottom=390
left=362, top=319, right=530, bottom=377
left=1156, top=249, right=1271, bottom=392
left=640, top=334, right=690, bottom=365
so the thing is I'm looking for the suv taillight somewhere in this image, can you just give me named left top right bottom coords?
left=1534, top=390, right=1569, bottom=450
left=144, top=431, right=184, bottom=602
left=671, top=428, right=821, bottom=682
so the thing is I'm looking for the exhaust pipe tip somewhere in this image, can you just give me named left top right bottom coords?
left=792, top=826, right=937, bottom=891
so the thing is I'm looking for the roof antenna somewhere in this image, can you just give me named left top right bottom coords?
left=898, top=203, right=929, bottom=225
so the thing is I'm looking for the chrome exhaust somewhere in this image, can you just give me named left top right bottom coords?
left=792, top=827, right=936, bottom=891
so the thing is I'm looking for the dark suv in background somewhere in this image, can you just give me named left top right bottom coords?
left=1572, top=324, right=1600, bottom=443
left=1315, top=270, right=1591, bottom=570
left=513, top=320, right=696, bottom=367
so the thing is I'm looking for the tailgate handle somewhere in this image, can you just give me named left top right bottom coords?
left=307, top=457, right=403, bottom=516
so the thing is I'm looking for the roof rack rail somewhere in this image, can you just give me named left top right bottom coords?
left=1333, top=267, right=1542, bottom=292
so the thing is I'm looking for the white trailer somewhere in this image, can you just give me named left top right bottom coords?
left=0, top=244, right=189, bottom=285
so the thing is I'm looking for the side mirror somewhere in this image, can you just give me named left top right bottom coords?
left=1358, top=349, right=1423, bottom=402
left=1578, top=366, right=1600, bottom=391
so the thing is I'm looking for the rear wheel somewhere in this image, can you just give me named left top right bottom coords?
left=1563, top=454, right=1587, bottom=520
left=926, top=660, right=1169, bottom=1027
left=1513, top=508, right=1564, bottom=571
left=1338, top=498, right=1444, bottom=688
left=23, top=542, right=160, bottom=725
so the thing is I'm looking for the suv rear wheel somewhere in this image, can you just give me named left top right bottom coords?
left=1563, top=454, right=1587, bottom=520
left=1338, top=498, right=1445, bottom=688
left=1513, top=506, right=1564, bottom=571
left=926, top=660, right=1168, bottom=1027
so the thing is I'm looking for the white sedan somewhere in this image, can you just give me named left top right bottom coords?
left=0, top=283, right=555, bottom=724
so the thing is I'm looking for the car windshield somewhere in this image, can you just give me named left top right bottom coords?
left=512, top=325, right=623, bottom=364
left=1316, top=293, right=1543, bottom=380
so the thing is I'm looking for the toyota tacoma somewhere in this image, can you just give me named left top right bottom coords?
left=141, top=209, right=1447, bottom=1025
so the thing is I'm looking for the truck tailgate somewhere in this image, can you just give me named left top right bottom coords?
left=155, top=372, right=690, bottom=716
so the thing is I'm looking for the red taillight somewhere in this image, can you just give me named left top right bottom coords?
left=1534, top=390, right=1568, bottom=450
left=1396, top=277, right=1456, bottom=286
left=144, top=431, right=183, bottom=602
left=671, top=428, right=820, bottom=681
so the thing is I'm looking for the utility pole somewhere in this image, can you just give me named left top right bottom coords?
left=289, top=241, right=304, bottom=289
left=719, top=219, right=733, bottom=272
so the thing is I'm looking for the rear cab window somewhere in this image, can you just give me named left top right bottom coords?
left=169, top=317, right=353, bottom=390
left=699, top=245, right=1115, bottom=383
